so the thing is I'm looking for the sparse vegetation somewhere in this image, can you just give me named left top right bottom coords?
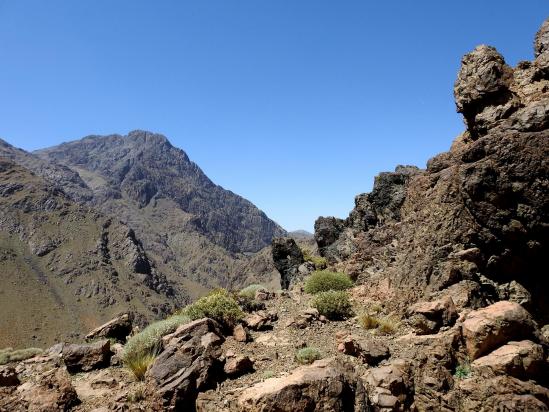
left=127, top=384, right=146, bottom=402
left=262, top=370, right=275, bottom=379
left=454, top=362, right=472, bottom=380
left=0, top=347, right=43, bottom=365
left=238, top=284, right=265, bottom=300
left=182, top=289, right=244, bottom=328
left=122, top=314, right=190, bottom=380
left=301, top=248, right=327, bottom=270
left=377, top=316, right=400, bottom=335
left=304, top=270, right=353, bottom=294
left=310, top=290, right=353, bottom=320
left=358, top=313, right=380, bottom=329
left=295, top=347, right=322, bottom=365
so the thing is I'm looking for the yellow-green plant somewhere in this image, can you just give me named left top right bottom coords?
left=295, top=347, right=322, bottom=365
left=304, top=270, right=353, bottom=294
left=310, top=290, right=353, bottom=320
left=182, top=289, right=244, bottom=328
left=0, top=347, right=43, bottom=365
left=122, top=314, right=190, bottom=380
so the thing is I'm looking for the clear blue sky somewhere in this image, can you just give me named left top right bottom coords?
left=0, top=1, right=547, bottom=231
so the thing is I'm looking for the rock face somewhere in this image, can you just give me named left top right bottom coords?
left=238, top=358, right=363, bottom=411
left=146, top=318, right=225, bottom=410
left=314, top=17, right=549, bottom=325
left=271, top=237, right=304, bottom=289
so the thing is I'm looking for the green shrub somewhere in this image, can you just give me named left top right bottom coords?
left=358, top=313, right=380, bottom=329
left=123, top=314, right=190, bottom=380
left=304, top=271, right=353, bottom=294
left=238, top=284, right=265, bottom=300
left=295, top=347, right=322, bottom=365
left=454, top=362, right=472, bottom=380
left=0, top=347, right=43, bottom=365
left=302, top=248, right=328, bottom=270
left=310, top=290, right=353, bottom=320
left=182, top=289, right=244, bottom=328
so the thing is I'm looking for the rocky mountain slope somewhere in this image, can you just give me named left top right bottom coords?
left=0, top=17, right=547, bottom=412
left=0, top=132, right=285, bottom=347
left=0, top=159, right=176, bottom=348
left=33, top=131, right=286, bottom=295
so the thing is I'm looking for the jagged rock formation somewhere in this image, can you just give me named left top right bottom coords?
left=316, top=21, right=549, bottom=324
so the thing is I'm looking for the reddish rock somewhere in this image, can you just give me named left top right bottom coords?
left=16, top=367, right=79, bottom=411
left=471, top=340, right=545, bottom=380
left=238, top=358, right=363, bottom=411
left=407, top=296, right=458, bottom=334
left=224, top=356, right=254, bottom=378
left=233, top=324, right=250, bottom=342
left=362, top=359, right=412, bottom=411
left=461, top=301, right=537, bottom=359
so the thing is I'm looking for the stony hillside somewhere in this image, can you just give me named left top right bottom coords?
left=0, top=17, right=547, bottom=412
left=0, top=159, right=178, bottom=348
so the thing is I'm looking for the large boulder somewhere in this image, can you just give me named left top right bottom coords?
left=451, top=375, right=549, bottom=411
left=453, top=45, right=514, bottom=137
left=62, top=340, right=112, bottom=373
left=471, top=340, right=546, bottom=381
left=238, top=358, right=364, bottom=411
left=85, top=313, right=133, bottom=343
left=146, top=318, right=225, bottom=410
left=0, top=365, right=19, bottom=387
left=271, top=237, right=304, bottom=289
left=461, top=301, right=537, bottom=359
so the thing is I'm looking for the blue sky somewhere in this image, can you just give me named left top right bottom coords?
left=0, top=1, right=547, bottom=231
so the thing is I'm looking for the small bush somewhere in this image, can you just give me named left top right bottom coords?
left=302, top=248, right=327, bottom=270
left=262, top=370, right=275, bottom=379
left=377, top=316, right=400, bottom=335
left=304, top=270, right=353, bottom=294
left=238, top=284, right=265, bottom=300
left=295, top=347, right=322, bottom=365
left=310, top=290, right=353, bottom=320
left=123, top=314, right=190, bottom=380
left=182, top=289, right=244, bottom=328
left=127, top=384, right=146, bottom=402
left=358, top=313, right=380, bottom=330
left=0, top=347, right=43, bottom=365
left=454, top=362, right=472, bottom=380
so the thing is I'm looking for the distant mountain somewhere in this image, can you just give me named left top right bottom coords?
left=0, top=131, right=286, bottom=346
left=288, top=230, right=314, bottom=240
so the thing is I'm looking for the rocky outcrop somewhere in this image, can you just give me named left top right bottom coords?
left=238, top=358, right=364, bottom=411
left=314, top=17, right=549, bottom=325
left=85, top=314, right=133, bottom=343
left=146, top=318, right=225, bottom=410
left=271, top=237, right=304, bottom=289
